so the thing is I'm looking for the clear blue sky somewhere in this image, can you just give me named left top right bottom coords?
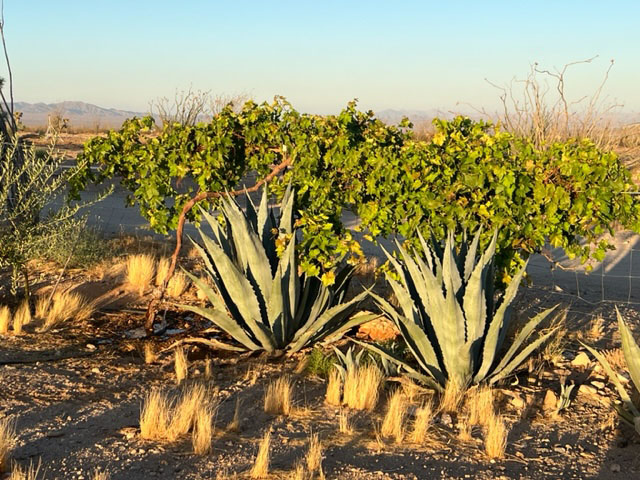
left=4, top=0, right=639, bottom=115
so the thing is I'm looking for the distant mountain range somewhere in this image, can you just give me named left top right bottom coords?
left=14, top=101, right=148, bottom=128
left=14, top=101, right=640, bottom=130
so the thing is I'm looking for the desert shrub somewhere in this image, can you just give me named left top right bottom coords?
left=356, top=116, right=640, bottom=281
left=70, top=99, right=639, bottom=283
left=0, top=138, right=108, bottom=295
left=358, top=230, right=559, bottom=391
left=41, top=226, right=112, bottom=268
left=181, top=187, right=373, bottom=353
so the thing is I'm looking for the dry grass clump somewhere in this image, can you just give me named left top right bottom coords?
left=587, top=316, right=605, bottom=341
left=338, top=409, right=353, bottom=435
left=167, top=272, right=189, bottom=298
left=139, top=390, right=172, bottom=441
left=174, top=347, right=189, bottom=383
left=408, top=400, right=434, bottom=444
left=604, top=348, right=627, bottom=371
left=467, top=385, right=495, bottom=427
left=0, top=416, right=17, bottom=473
left=380, top=389, right=407, bottom=443
left=305, top=433, right=324, bottom=478
left=155, top=257, right=170, bottom=286
left=324, top=369, right=342, bottom=406
left=191, top=404, right=214, bottom=455
left=126, top=254, right=155, bottom=295
left=140, top=384, right=216, bottom=445
left=342, top=364, right=383, bottom=411
left=485, top=413, right=508, bottom=459
left=167, top=384, right=208, bottom=441
left=264, top=376, right=292, bottom=416
left=40, top=291, right=95, bottom=330
left=250, top=428, right=271, bottom=478
left=0, top=306, right=10, bottom=334
left=12, top=301, right=31, bottom=335
left=457, top=415, right=472, bottom=442
left=143, top=343, right=157, bottom=364
left=227, top=398, right=242, bottom=433
left=92, top=469, right=110, bottom=480
left=440, top=380, right=464, bottom=412
left=8, top=460, right=42, bottom=480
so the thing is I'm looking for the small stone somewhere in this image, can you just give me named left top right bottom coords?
left=579, top=384, right=599, bottom=397
left=91, top=367, right=100, bottom=374
left=439, top=413, right=453, bottom=427
left=610, top=463, right=621, bottom=473
left=509, top=394, right=526, bottom=410
left=571, top=352, right=591, bottom=368
left=542, top=390, right=557, bottom=411
left=86, top=343, right=96, bottom=351
left=591, top=381, right=606, bottom=390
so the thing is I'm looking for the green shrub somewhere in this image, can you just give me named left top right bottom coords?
left=357, top=230, right=559, bottom=390
left=70, top=101, right=640, bottom=283
left=0, top=138, right=108, bottom=294
left=181, top=186, right=374, bottom=353
left=355, top=116, right=640, bottom=281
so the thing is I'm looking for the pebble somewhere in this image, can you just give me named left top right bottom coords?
left=579, top=384, right=599, bottom=397
left=86, top=343, right=97, bottom=351
left=542, top=390, right=557, bottom=411
left=571, top=352, right=591, bottom=368
left=610, top=463, right=621, bottom=473
left=591, top=380, right=606, bottom=390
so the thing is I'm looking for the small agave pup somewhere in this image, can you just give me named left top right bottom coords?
left=583, top=308, right=640, bottom=434
left=357, top=230, right=559, bottom=391
left=182, top=186, right=373, bottom=353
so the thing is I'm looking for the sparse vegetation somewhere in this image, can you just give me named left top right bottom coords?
left=250, top=428, right=271, bottom=479
left=0, top=416, right=16, bottom=473
left=126, top=254, right=155, bottom=295
left=264, top=376, right=292, bottom=416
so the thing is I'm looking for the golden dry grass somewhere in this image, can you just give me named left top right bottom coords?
left=408, top=400, right=434, bottom=444
left=92, top=469, right=110, bottom=480
left=342, top=364, right=383, bottom=411
left=12, top=301, right=30, bottom=335
left=167, top=384, right=207, bottom=441
left=126, top=254, right=155, bottom=295
left=8, top=460, right=42, bottom=480
left=604, top=348, right=627, bottom=371
left=34, top=296, right=48, bottom=320
left=204, top=358, right=212, bottom=379
left=587, top=316, right=605, bottom=341
left=381, top=389, right=407, bottom=443
left=139, top=390, right=172, bottom=441
left=227, top=398, right=241, bottom=432
left=485, top=413, right=508, bottom=459
left=192, top=404, right=214, bottom=455
left=440, top=380, right=464, bottom=412
left=174, top=347, right=189, bottom=384
left=338, top=409, right=353, bottom=435
left=42, top=291, right=95, bottom=330
left=264, top=376, right=292, bottom=416
left=305, top=433, right=324, bottom=478
left=250, top=429, right=271, bottom=478
left=167, top=272, right=189, bottom=298
left=458, top=415, right=472, bottom=442
left=0, top=416, right=16, bottom=473
left=324, top=369, right=342, bottom=406
left=143, top=343, right=157, bottom=364
left=289, top=462, right=305, bottom=480
left=467, top=385, right=495, bottom=427
left=155, top=257, right=170, bottom=286
left=0, top=306, right=10, bottom=334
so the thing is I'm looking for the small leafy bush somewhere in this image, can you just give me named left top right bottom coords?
left=358, top=230, right=559, bottom=390
left=0, top=138, right=108, bottom=294
left=583, top=309, right=640, bottom=434
left=182, top=186, right=373, bottom=353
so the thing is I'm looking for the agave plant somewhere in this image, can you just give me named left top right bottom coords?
left=583, top=308, right=640, bottom=434
left=182, top=186, right=372, bottom=353
left=357, top=230, right=559, bottom=390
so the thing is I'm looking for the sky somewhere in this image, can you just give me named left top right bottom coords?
left=3, top=1, right=640, bottom=116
